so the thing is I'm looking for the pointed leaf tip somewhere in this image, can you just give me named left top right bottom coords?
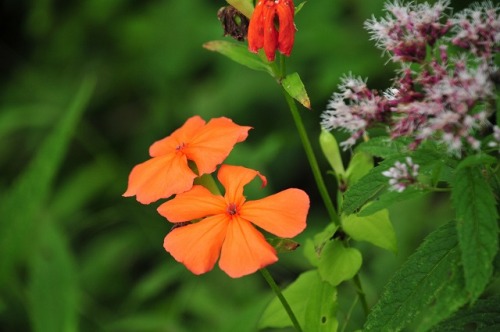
left=282, top=72, right=311, bottom=109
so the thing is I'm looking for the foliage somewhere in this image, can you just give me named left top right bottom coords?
left=1, top=0, right=498, bottom=331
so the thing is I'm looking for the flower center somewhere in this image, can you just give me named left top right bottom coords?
left=226, top=203, right=239, bottom=216
left=175, top=142, right=186, bottom=151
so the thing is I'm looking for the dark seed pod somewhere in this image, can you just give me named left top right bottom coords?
left=217, top=6, right=249, bottom=42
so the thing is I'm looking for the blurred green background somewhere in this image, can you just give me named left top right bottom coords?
left=0, top=0, right=473, bottom=331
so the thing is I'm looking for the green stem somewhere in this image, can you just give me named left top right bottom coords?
left=260, top=268, right=303, bottom=332
left=281, top=88, right=340, bottom=226
left=352, top=274, right=369, bottom=316
left=341, top=293, right=359, bottom=332
left=193, top=172, right=222, bottom=195
left=276, top=62, right=369, bottom=318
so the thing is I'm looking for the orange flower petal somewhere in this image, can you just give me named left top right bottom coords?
left=164, top=215, right=229, bottom=275
left=149, top=116, right=206, bottom=157
left=240, top=188, right=309, bottom=238
left=247, top=0, right=265, bottom=53
left=219, top=216, right=277, bottom=278
left=185, top=118, right=251, bottom=175
left=277, top=0, right=296, bottom=56
left=263, top=5, right=278, bottom=61
left=157, top=185, right=226, bottom=222
left=217, top=165, right=267, bottom=206
left=123, top=153, right=196, bottom=204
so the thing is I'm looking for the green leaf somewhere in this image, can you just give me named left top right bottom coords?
left=414, top=267, right=467, bottom=331
left=429, top=296, right=500, bottom=331
left=455, top=153, right=497, bottom=170
left=281, top=72, right=311, bottom=109
left=303, top=222, right=338, bottom=267
left=28, top=223, right=78, bottom=332
left=364, top=221, right=468, bottom=331
left=343, top=146, right=445, bottom=215
left=226, top=0, right=254, bottom=18
left=355, top=137, right=411, bottom=159
left=203, top=40, right=272, bottom=75
left=259, top=270, right=338, bottom=331
left=345, top=151, right=373, bottom=185
left=451, top=165, right=498, bottom=300
left=319, top=129, right=345, bottom=176
left=318, top=240, right=362, bottom=286
left=358, top=186, right=428, bottom=217
left=295, top=1, right=307, bottom=14
left=342, top=158, right=394, bottom=215
left=49, top=159, right=118, bottom=221
left=342, top=208, right=397, bottom=253
left=0, top=75, right=95, bottom=283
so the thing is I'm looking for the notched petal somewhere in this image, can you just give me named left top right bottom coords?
left=218, top=165, right=267, bottom=204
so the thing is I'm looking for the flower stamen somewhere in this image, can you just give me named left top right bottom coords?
left=227, top=203, right=239, bottom=216
left=176, top=142, right=186, bottom=151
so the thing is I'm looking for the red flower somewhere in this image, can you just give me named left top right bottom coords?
left=159, top=165, right=309, bottom=278
left=247, top=0, right=296, bottom=62
left=123, top=116, right=251, bottom=204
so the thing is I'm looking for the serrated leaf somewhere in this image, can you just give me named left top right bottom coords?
left=455, top=153, right=496, bottom=170
left=342, top=158, right=395, bottom=215
left=358, top=186, right=428, bottom=217
left=343, top=146, right=445, bottom=215
left=28, top=223, right=78, bottom=332
left=364, top=221, right=467, bottom=331
left=319, top=129, right=345, bottom=176
left=345, top=151, right=373, bottom=185
left=259, top=270, right=338, bottom=331
left=412, top=265, right=467, bottom=331
left=281, top=72, right=311, bottom=109
left=203, top=40, right=272, bottom=74
left=318, top=240, right=362, bottom=286
left=0, top=75, right=95, bottom=282
left=355, top=137, right=411, bottom=159
left=429, top=296, right=500, bottom=331
left=451, top=165, right=498, bottom=300
left=342, top=208, right=397, bottom=253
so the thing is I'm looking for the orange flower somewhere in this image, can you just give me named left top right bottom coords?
left=247, top=0, right=296, bottom=62
left=123, top=116, right=251, bottom=204
left=158, top=165, right=309, bottom=278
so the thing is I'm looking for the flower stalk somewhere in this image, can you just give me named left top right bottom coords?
left=281, top=87, right=340, bottom=226
left=260, top=268, right=303, bottom=332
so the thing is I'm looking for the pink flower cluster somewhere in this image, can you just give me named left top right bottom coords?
left=364, top=0, right=451, bottom=62
left=320, top=74, right=391, bottom=149
left=321, top=0, right=499, bottom=154
left=450, top=1, right=500, bottom=58
left=488, top=125, right=500, bottom=150
left=382, top=157, right=419, bottom=192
